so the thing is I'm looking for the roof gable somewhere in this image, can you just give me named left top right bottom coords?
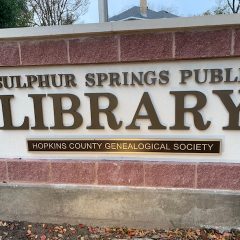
left=109, top=6, right=178, bottom=21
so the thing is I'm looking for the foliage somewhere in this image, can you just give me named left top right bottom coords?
left=0, top=220, right=240, bottom=239
left=0, top=0, right=33, bottom=28
left=28, top=0, right=90, bottom=26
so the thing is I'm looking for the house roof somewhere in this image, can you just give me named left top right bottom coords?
left=109, top=6, right=178, bottom=21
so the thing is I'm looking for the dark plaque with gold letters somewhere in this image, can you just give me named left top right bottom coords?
left=27, top=139, right=221, bottom=154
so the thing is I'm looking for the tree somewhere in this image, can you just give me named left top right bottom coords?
left=203, top=0, right=240, bottom=15
left=29, top=0, right=90, bottom=26
left=227, top=0, right=240, bottom=13
left=203, top=4, right=230, bottom=15
left=0, top=0, right=32, bottom=28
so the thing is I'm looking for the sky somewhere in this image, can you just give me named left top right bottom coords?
left=80, top=0, right=217, bottom=24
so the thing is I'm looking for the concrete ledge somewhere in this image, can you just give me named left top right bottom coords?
left=0, top=14, right=239, bottom=40
left=0, top=184, right=239, bottom=230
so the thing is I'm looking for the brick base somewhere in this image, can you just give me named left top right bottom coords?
left=0, top=159, right=239, bottom=191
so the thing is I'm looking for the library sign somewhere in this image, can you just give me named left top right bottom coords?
left=0, top=59, right=240, bottom=160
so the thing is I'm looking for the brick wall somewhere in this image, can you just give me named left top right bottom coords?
left=1, top=28, right=240, bottom=67
left=0, top=25, right=239, bottom=191
left=0, top=160, right=239, bottom=190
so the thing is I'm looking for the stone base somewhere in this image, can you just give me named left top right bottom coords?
left=0, top=184, right=239, bottom=230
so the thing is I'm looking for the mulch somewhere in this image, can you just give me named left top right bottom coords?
left=0, top=220, right=239, bottom=240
